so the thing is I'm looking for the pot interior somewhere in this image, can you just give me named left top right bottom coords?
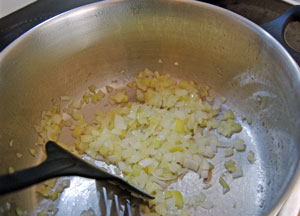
left=0, top=0, right=300, bottom=215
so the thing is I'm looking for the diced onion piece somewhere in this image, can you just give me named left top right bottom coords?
left=88, top=85, right=97, bottom=93
left=106, top=85, right=114, bottom=93
left=52, top=114, right=62, bottom=125
left=139, top=158, right=155, bottom=168
left=198, top=145, right=215, bottom=158
left=114, top=115, right=127, bottom=130
left=9, top=139, right=14, bottom=147
left=200, top=170, right=209, bottom=179
left=136, top=89, right=145, bottom=101
left=224, top=149, right=234, bottom=157
left=168, top=162, right=182, bottom=173
left=232, top=166, right=243, bottom=179
left=206, top=119, right=219, bottom=130
left=97, top=90, right=105, bottom=98
left=62, top=179, right=70, bottom=188
left=92, top=90, right=105, bottom=104
left=111, top=91, right=128, bottom=103
left=8, top=167, right=14, bottom=174
left=70, top=100, right=82, bottom=110
left=56, top=179, right=70, bottom=193
left=232, top=138, right=245, bottom=152
left=203, top=183, right=212, bottom=190
left=145, top=89, right=162, bottom=107
left=81, top=135, right=93, bottom=143
left=219, top=177, right=230, bottom=194
left=44, top=179, right=57, bottom=187
left=218, top=119, right=242, bottom=137
left=224, top=160, right=236, bottom=173
left=51, top=190, right=58, bottom=201
left=220, top=109, right=235, bottom=121
left=247, top=151, right=255, bottom=163
left=201, top=158, right=210, bottom=170
left=247, top=117, right=252, bottom=125
left=149, top=139, right=161, bottom=149
left=37, top=185, right=51, bottom=198
left=199, top=85, right=209, bottom=99
left=16, top=153, right=22, bottom=158
left=61, top=96, right=71, bottom=101
left=183, top=158, right=199, bottom=172
left=175, top=119, right=184, bottom=133
left=169, top=146, right=185, bottom=153
left=127, top=81, right=136, bottom=88
left=29, top=148, right=36, bottom=157
left=165, top=190, right=183, bottom=208
left=82, top=92, right=92, bottom=104
left=72, top=113, right=84, bottom=121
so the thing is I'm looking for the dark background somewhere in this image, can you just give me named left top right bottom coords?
left=0, top=0, right=299, bottom=52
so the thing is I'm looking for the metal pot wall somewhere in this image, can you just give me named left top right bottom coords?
left=0, top=0, right=300, bottom=215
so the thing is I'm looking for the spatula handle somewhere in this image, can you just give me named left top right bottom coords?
left=0, top=141, right=112, bottom=195
left=0, top=141, right=154, bottom=199
left=0, top=158, right=73, bottom=194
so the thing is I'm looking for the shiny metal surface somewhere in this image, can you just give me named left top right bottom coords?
left=0, top=0, right=300, bottom=215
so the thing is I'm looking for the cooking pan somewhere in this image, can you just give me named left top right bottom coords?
left=0, top=0, right=300, bottom=215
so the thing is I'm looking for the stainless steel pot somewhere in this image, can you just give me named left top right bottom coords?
left=0, top=0, right=300, bottom=215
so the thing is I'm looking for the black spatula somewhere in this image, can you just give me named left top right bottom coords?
left=0, top=141, right=154, bottom=200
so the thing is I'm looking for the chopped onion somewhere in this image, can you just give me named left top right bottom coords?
left=220, top=109, right=236, bottom=121
left=34, top=68, right=250, bottom=214
left=111, top=91, right=128, bottom=103
left=233, top=138, right=246, bottom=152
left=139, top=158, right=156, bottom=168
left=247, top=151, right=255, bottom=163
left=106, top=85, right=113, bottom=93
left=200, top=170, right=209, bottom=179
left=61, top=96, right=71, bottom=101
left=9, top=139, right=14, bottom=147
left=16, top=153, right=22, bottom=159
left=198, top=145, right=215, bottom=158
left=203, top=183, right=212, bottom=190
left=183, top=158, right=199, bottom=172
left=114, top=115, right=127, bottom=130
left=88, top=85, right=97, bottom=93
left=224, top=149, right=234, bottom=157
left=232, top=166, right=243, bottom=179
left=224, top=160, right=236, bottom=173
left=219, top=177, right=230, bottom=194
left=8, top=167, right=14, bottom=174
